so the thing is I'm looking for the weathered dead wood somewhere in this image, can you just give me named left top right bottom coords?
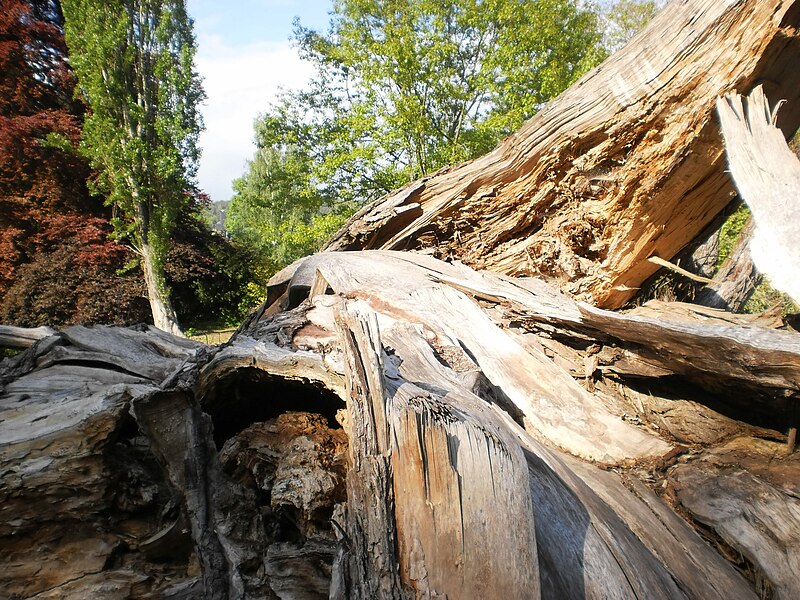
left=695, top=218, right=759, bottom=311
left=380, top=320, right=540, bottom=599
left=324, top=0, right=800, bottom=309
left=0, top=327, right=199, bottom=599
left=716, top=85, right=800, bottom=305
left=0, top=324, right=56, bottom=349
left=291, top=251, right=673, bottom=464
left=334, top=305, right=410, bottom=599
left=647, top=255, right=714, bottom=285
left=670, top=438, right=800, bottom=600
left=327, top=291, right=749, bottom=599
left=2, top=251, right=799, bottom=598
left=276, top=251, right=799, bottom=598
left=132, top=390, right=235, bottom=598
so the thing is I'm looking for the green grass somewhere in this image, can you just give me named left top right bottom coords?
left=186, top=326, right=236, bottom=346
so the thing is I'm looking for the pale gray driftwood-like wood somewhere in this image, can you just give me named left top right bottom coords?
left=3, top=251, right=797, bottom=598
left=296, top=251, right=672, bottom=464
left=0, top=324, right=56, bottom=349
left=717, top=86, right=800, bottom=305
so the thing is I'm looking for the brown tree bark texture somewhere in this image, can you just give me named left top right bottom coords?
left=325, top=0, right=800, bottom=309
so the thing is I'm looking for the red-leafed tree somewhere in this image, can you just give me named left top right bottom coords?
left=0, top=0, right=151, bottom=325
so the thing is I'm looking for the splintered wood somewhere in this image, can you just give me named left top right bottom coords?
left=325, top=0, right=800, bottom=309
left=4, top=0, right=800, bottom=596
left=256, top=250, right=798, bottom=599
left=2, top=251, right=799, bottom=598
left=716, top=85, right=800, bottom=305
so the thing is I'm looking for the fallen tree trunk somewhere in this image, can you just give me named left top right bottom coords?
left=0, top=324, right=57, bottom=349
left=2, top=252, right=798, bottom=598
left=324, top=0, right=800, bottom=309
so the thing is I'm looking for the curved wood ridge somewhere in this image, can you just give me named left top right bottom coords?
left=2, top=252, right=799, bottom=597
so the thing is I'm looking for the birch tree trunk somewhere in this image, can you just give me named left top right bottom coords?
left=325, top=0, right=800, bottom=309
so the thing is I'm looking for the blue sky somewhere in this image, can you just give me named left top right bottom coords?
left=187, top=0, right=333, bottom=202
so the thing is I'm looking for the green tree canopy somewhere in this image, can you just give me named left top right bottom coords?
left=62, top=0, right=204, bottom=334
left=601, top=0, right=664, bottom=52
left=227, top=0, right=606, bottom=284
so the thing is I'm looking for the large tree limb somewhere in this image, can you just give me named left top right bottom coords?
left=0, top=325, right=56, bottom=350
left=325, top=0, right=800, bottom=309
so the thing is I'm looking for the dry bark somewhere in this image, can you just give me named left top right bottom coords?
left=695, top=218, right=759, bottom=311
left=324, top=0, right=800, bottom=309
left=0, top=324, right=56, bottom=349
left=4, top=2, right=800, bottom=597
left=4, top=252, right=797, bottom=598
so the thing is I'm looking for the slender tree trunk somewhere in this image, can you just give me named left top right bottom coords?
left=136, top=197, right=183, bottom=337
left=141, top=240, right=183, bottom=337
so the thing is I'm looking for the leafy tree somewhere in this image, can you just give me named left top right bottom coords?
left=226, top=126, right=353, bottom=295
left=228, top=0, right=606, bottom=283
left=0, top=0, right=153, bottom=326
left=298, top=0, right=605, bottom=179
left=1, top=215, right=151, bottom=326
left=61, top=0, right=204, bottom=335
left=1, top=0, right=82, bottom=291
left=166, top=202, right=256, bottom=328
left=601, top=0, right=664, bottom=53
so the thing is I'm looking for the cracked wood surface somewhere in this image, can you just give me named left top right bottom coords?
left=324, top=0, right=800, bottom=309
left=3, top=252, right=799, bottom=598
left=716, top=85, right=800, bottom=305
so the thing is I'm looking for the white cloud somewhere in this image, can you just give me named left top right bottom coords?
left=194, top=33, right=315, bottom=202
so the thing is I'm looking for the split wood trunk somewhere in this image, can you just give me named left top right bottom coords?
left=714, top=86, right=800, bottom=305
left=2, top=252, right=798, bottom=598
left=325, top=0, right=800, bottom=309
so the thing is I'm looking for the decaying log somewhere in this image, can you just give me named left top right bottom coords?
left=4, top=1, right=800, bottom=596
left=325, top=0, right=800, bottom=309
left=2, top=251, right=799, bottom=598
left=0, top=324, right=56, bottom=349
left=716, top=85, right=800, bottom=305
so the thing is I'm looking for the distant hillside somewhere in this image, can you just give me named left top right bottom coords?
left=206, top=200, right=230, bottom=234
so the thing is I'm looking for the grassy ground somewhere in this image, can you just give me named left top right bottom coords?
left=186, top=327, right=236, bottom=346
